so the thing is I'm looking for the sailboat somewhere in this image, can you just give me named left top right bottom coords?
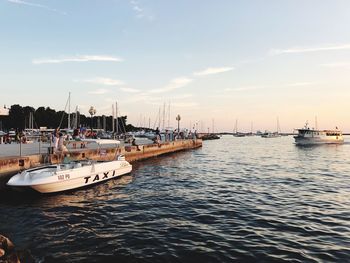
left=233, top=119, right=246, bottom=137
left=246, top=122, right=255, bottom=136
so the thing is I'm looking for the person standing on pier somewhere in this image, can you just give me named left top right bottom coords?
left=52, top=128, right=60, bottom=151
left=57, top=132, right=67, bottom=152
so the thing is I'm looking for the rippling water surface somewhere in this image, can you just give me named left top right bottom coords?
left=1, top=135, right=350, bottom=262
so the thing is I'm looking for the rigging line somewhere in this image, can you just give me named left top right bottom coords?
left=58, top=95, right=70, bottom=129
left=120, top=117, right=126, bottom=134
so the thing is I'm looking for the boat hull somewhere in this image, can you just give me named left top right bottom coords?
left=7, top=161, right=132, bottom=194
left=294, top=136, right=344, bottom=145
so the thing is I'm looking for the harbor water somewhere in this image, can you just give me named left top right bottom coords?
left=0, top=135, right=350, bottom=262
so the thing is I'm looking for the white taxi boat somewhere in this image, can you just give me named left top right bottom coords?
left=7, top=139, right=132, bottom=193
left=7, top=156, right=132, bottom=194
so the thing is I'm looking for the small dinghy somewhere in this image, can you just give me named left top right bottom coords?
left=7, top=140, right=132, bottom=193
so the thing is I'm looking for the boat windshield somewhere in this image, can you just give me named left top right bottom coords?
left=57, top=161, right=92, bottom=171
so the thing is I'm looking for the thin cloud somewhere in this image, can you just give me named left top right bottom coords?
left=120, top=87, right=140, bottom=93
left=321, top=62, right=350, bottom=68
left=149, top=77, right=193, bottom=93
left=33, top=55, right=123, bottom=65
left=171, top=94, right=193, bottom=99
left=194, top=67, right=234, bottom=76
left=270, top=44, right=350, bottom=55
left=81, top=78, right=125, bottom=86
left=88, top=89, right=109, bottom=95
left=172, top=102, right=199, bottom=108
left=130, top=0, right=154, bottom=20
left=7, top=0, right=67, bottom=15
left=226, top=86, right=265, bottom=92
left=286, top=82, right=315, bottom=87
left=125, top=93, right=162, bottom=104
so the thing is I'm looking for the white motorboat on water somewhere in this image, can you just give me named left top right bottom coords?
left=7, top=140, right=132, bottom=193
left=261, top=131, right=281, bottom=138
left=294, top=122, right=344, bottom=145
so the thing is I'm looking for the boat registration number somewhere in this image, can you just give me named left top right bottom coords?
left=58, top=174, right=70, bottom=180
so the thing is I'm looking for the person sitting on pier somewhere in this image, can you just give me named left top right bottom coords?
left=73, top=128, right=80, bottom=140
left=132, top=137, right=141, bottom=151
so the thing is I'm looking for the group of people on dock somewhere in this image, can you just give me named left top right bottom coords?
left=0, top=130, right=28, bottom=144
left=152, top=127, right=197, bottom=144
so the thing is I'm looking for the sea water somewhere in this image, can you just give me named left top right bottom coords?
left=0, top=135, right=349, bottom=262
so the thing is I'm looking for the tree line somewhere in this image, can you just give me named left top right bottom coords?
left=0, top=104, right=137, bottom=132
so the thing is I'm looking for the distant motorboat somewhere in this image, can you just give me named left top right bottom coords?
left=294, top=122, right=344, bottom=145
left=201, top=133, right=220, bottom=140
left=7, top=140, right=132, bottom=193
left=233, top=132, right=246, bottom=137
left=261, top=131, right=281, bottom=138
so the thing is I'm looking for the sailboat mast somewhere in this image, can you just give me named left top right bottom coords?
left=162, top=102, right=165, bottom=130
left=116, top=102, right=118, bottom=135
left=68, top=92, right=71, bottom=130
left=74, top=106, right=78, bottom=129
left=315, top=116, right=318, bottom=130
left=112, top=104, right=115, bottom=133
left=167, top=101, right=170, bottom=128
left=158, top=107, right=161, bottom=129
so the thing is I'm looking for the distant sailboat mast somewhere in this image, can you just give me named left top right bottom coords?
left=158, top=107, right=161, bottom=129
left=116, top=102, right=118, bottom=135
left=112, top=104, right=115, bottom=133
left=277, top=117, right=281, bottom=134
left=162, top=102, right=165, bottom=130
left=68, top=92, right=71, bottom=130
left=167, top=101, right=170, bottom=128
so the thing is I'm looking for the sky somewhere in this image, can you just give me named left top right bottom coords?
left=1, top=0, right=350, bottom=132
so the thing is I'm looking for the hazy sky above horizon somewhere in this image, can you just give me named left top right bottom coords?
left=1, top=0, right=350, bottom=132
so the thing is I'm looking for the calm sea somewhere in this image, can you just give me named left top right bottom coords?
left=1, top=135, right=350, bottom=262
